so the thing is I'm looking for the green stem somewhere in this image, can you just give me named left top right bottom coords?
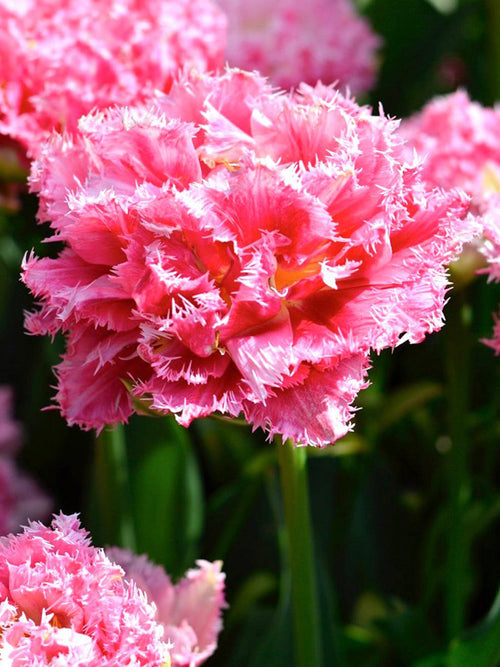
left=94, top=424, right=136, bottom=551
left=277, top=439, right=324, bottom=667
left=488, top=0, right=500, bottom=103
left=444, top=295, right=471, bottom=640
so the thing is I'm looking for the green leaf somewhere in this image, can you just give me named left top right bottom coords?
left=127, top=415, right=204, bottom=577
left=447, top=589, right=500, bottom=667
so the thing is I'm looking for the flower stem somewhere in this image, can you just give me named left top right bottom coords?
left=444, top=294, right=472, bottom=640
left=277, top=439, right=324, bottom=667
left=94, top=424, right=136, bottom=551
left=488, top=0, right=500, bottom=103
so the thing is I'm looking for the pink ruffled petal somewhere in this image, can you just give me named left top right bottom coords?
left=245, top=357, right=370, bottom=447
left=53, top=327, right=150, bottom=431
left=106, top=549, right=226, bottom=667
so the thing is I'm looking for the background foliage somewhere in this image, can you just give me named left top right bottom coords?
left=2, top=0, right=500, bottom=665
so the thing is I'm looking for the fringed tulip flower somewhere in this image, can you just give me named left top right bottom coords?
left=0, top=514, right=171, bottom=666
left=0, top=386, right=51, bottom=535
left=107, top=548, right=226, bottom=667
left=217, top=0, right=380, bottom=92
left=401, top=91, right=500, bottom=352
left=0, top=0, right=226, bottom=158
left=23, top=69, right=475, bottom=446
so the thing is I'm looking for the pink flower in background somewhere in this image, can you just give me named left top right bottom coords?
left=0, top=386, right=51, bottom=535
left=0, top=0, right=226, bottom=158
left=0, top=458, right=52, bottom=536
left=0, top=514, right=171, bottom=666
left=23, top=69, right=474, bottom=446
left=400, top=91, right=500, bottom=198
left=480, top=198, right=500, bottom=353
left=401, top=91, right=500, bottom=352
left=217, top=0, right=380, bottom=92
left=107, top=548, right=226, bottom=667
left=0, top=386, right=22, bottom=456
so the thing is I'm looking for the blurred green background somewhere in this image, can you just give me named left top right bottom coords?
left=2, top=1, right=500, bottom=665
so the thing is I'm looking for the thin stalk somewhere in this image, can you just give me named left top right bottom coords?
left=444, top=294, right=472, bottom=640
left=488, top=0, right=500, bottom=103
left=277, top=438, right=324, bottom=667
left=94, top=424, right=136, bottom=551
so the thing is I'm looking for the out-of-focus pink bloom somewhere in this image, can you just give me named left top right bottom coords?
left=401, top=91, right=500, bottom=351
left=217, top=0, right=380, bottom=92
left=400, top=91, right=500, bottom=198
left=0, top=386, right=22, bottom=456
left=0, top=514, right=171, bottom=666
left=481, top=197, right=500, bottom=283
left=0, top=0, right=226, bottom=158
left=107, top=548, right=226, bottom=667
left=0, top=458, right=52, bottom=535
left=23, top=69, right=475, bottom=446
left=0, top=386, right=51, bottom=535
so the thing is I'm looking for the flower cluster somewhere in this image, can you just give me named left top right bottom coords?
left=22, top=69, right=474, bottom=446
left=107, top=548, right=226, bottom=667
left=0, top=514, right=171, bottom=666
left=401, top=91, right=500, bottom=352
left=0, top=386, right=51, bottom=535
left=0, top=0, right=226, bottom=157
left=218, top=0, right=380, bottom=92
